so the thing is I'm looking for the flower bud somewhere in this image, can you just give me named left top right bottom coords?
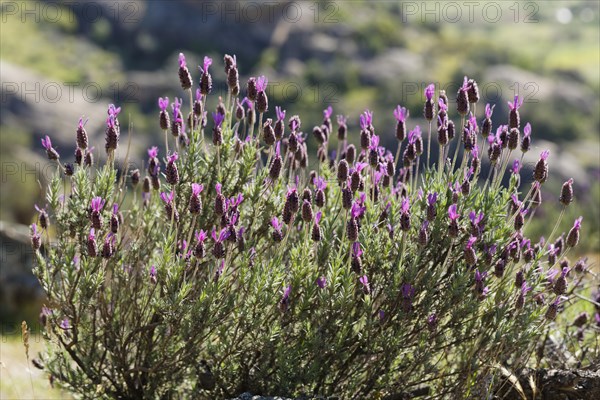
left=347, top=217, right=359, bottom=242
left=302, top=199, right=313, bottom=223
left=345, top=144, right=356, bottom=165
left=559, top=178, right=574, bottom=206
left=269, top=156, right=282, bottom=181
left=337, top=160, right=349, bottom=183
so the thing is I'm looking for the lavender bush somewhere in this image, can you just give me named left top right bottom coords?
left=30, top=53, right=598, bottom=399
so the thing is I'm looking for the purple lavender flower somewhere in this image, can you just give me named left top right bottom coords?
left=394, top=105, right=409, bottom=122
left=76, top=116, right=89, bottom=149
left=276, top=106, right=286, bottom=122
left=508, top=95, right=523, bottom=111
left=148, top=146, right=158, bottom=159
left=464, top=236, right=478, bottom=266
left=311, top=211, right=323, bottom=242
left=255, top=76, right=269, bottom=113
left=401, top=283, right=415, bottom=312
left=448, top=204, right=460, bottom=221
left=512, top=159, right=521, bottom=175
left=105, top=105, right=121, bottom=152
left=359, top=109, right=373, bottom=132
left=158, top=97, right=169, bottom=112
left=559, top=178, right=574, bottom=206
left=400, top=197, right=410, bottom=214
left=166, top=152, right=179, bottom=185
left=323, top=105, right=333, bottom=121
left=189, top=183, right=204, bottom=214
left=195, top=230, right=207, bottom=244
left=30, top=223, right=41, bottom=250
left=214, top=259, right=225, bottom=282
left=474, top=269, right=489, bottom=299
left=545, top=296, right=563, bottom=321
left=485, top=103, right=495, bottom=119
left=359, top=275, right=370, bottom=294
left=160, top=190, right=179, bottom=222
left=352, top=241, right=363, bottom=259
left=424, top=83, right=435, bottom=120
left=193, top=230, right=207, bottom=258
left=271, top=216, right=284, bottom=242
left=457, top=76, right=470, bottom=116
left=394, top=105, right=409, bottom=141
left=481, top=103, right=494, bottom=137
left=158, top=97, right=171, bottom=130
left=427, top=313, right=438, bottom=331
left=351, top=201, right=366, bottom=220
left=211, top=111, right=224, bottom=128
left=408, top=125, right=421, bottom=144
left=534, top=150, right=550, bottom=183
left=170, top=97, right=184, bottom=137
left=469, top=211, right=485, bottom=236
left=514, top=207, right=528, bottom=231
left=199, top=56, right=213, bottom=95
left=211, top=228, right=229, bottom=258
left=521, top=122, right=531, bottom=152
left=178, top=52, right=187, bottom=68
left=34, top=204, right=49, bottom=230
left=279, top=284, right=292, bottom=312
left=438, top=98, right=448, bottom=113
left=255, top=75, right=268, bottom=92
left=160, top=191, right=173, bottom=204
left=515, top=280, right=532, bottom=309
left=336, top=114, right=348, bottom=141
left=566, top=216, right=582, bottom=248
left=90, top=196, right=105, bottom=228
left=316, top=276, right=327, bottom=289
left=150, top=265, right=157, bottom=284
left=101, top=233, right=115, bottom=258
left=86, top=227, right=97, bottom=257
left=60, top=318, right=71, bottom=330
left=424, top=83, right=435, bottom=101
left=41, top=135, right=60, bottom=160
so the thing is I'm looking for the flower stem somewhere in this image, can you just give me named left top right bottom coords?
left=427, top=120, right=432, bottom=169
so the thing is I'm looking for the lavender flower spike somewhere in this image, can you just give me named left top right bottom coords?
left=279, top=284, right=292, bottom=311
left=566, top=216, right=583, bottom=248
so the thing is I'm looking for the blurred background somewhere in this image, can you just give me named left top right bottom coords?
left=1, top=0, right=599, bottom=396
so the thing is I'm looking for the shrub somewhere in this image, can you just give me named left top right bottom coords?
left=31, top=53, right=597, bottom=399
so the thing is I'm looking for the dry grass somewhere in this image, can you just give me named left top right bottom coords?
left=0, top=334, right=69, bottom=399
